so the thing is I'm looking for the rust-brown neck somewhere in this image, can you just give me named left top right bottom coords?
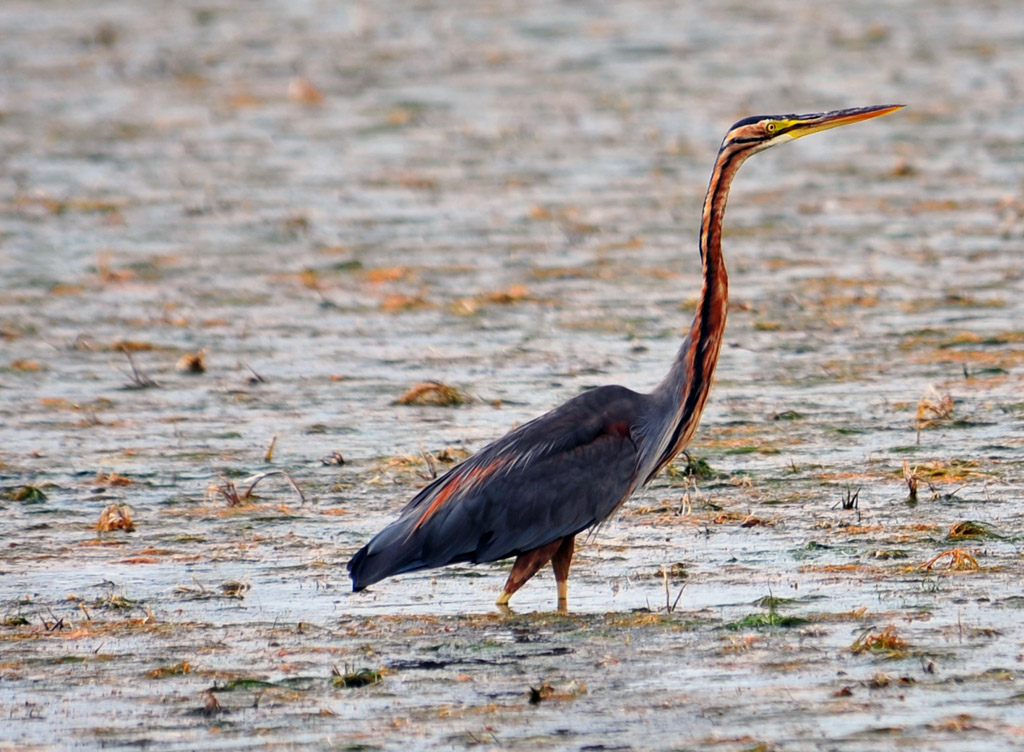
left=646, top=144, right=751, bottom=480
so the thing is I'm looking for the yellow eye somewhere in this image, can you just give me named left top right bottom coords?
left=765, top=121, right=777, bottom=134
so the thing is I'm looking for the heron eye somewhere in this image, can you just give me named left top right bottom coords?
left=765, top=121, right=778, bottom=134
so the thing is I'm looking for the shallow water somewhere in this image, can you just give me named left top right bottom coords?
left=1, top=0, right=1023, bottom=750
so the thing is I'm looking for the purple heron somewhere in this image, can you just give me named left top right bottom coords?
left=348, top=104, right=903, bottom=608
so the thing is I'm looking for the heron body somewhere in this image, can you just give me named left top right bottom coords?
left=348, top=104, right=902, bottom=608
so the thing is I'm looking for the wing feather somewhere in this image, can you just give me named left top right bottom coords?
left=348, top=385, right=648, bottom=589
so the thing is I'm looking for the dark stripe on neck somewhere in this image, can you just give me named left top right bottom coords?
left=723, top=136, right=762, bottom=148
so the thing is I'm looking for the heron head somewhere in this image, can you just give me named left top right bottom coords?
left=723, top=104, right=904, bottom=155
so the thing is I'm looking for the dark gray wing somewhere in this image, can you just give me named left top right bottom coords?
left=348, top=385, right=648, bottom=589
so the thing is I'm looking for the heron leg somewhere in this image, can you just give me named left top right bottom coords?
left=551, top=535, right=575, bottom=610
left=496, top=538, right=563, bottom=606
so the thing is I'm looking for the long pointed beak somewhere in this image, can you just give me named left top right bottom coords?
left=786, top=104, right=904, bottom=139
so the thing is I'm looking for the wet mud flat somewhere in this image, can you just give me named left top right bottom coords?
left=2, top=0, right=1024, bottom=750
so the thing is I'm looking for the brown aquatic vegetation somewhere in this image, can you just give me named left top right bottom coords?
left=902, top=460, right=920, bottom=503
left=916, top=387, right=953, bottom=440
left=712, top=511, right=750, bottom=524
left=484, top=283, right=532, bottom=304
left=380, top=294, right=431, bottom=312
left=8, top=359, right=42, bottom=371
left=451, top=284, right=535, bottom=315
left=719, top=635, right=763, bottom=654
left=900, top=523, right=942, bottom=533
left=363, top=265, right=411, bottom=284
left=528, top=679, right=587, bottom=704
left=929, top=714, right=983, bottom=732
left=912, top=344, right=1024, bottom=371
left=287, top=76, right=324, bottom=105
left=798, top=563, right=875, bottom=574
left=947, top=520, right=998, bottom=540
left=199, top=691, right=223, bottom=717
left=96, top=252, right=136, bottom=284
left=434, top=446, right=470, bottom=463
left=906, top=459, right=983, bottom=484
left=833, top=524, right=883, bottom=536
left=175, top=349, right=207, bottom=374
left=817, top=607, right=870, bottom=622
left=208, top=471, right=307, bottom=507
left=864, top=672, right=914, bottom=689
left=95, top=472, right=133, bottom=486
left=96, top=504, right=135, bottom=533
left=16, top=194, right=126, bottom=217
left=144, top=661, right=191, bottom=679
left=369, top=448, right=470, bottom=485
left=919, top=548, right=979, bottom=572
left=209, top=480, right=245, bottom=507
left=221, top=581, right=249, bottom=598
left=105, top=340, right=165, bottom=352
left=394, top=381, right=469, bottom=406
left=850, top=625, right=908, bottom=657
left=173, top=580, right=249, bottom=600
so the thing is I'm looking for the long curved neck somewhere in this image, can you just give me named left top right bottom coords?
left=645, top=143, right=752, bottom=479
